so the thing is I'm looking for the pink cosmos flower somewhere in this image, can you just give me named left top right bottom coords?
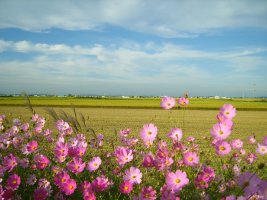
left=160, top=184, right=180, bottom=200
left=62, top=179, right=77, bottom=195
left=56, top=120, right=70, bottom=132
left=54, top=142, right=68, bottom=157
left=211, top=123, right=231, bottom=140
left=215, top=141, right=231, bottom=156
left=183, top=151, right=199, bottom=167
left=161, top=96, right=176, bottom=110
left=21, top=123, right=29, bottom=132
left=114, top=147, right=133, bottom=166
left=140, top=123, right=158, bottom=147
left=83, top=192, right=96, bottom=200
left=6, top=174, right=21, bottom=191
left=231, top=139, right=243, bottom=149
left=142, top=152, right=155, bottom=168
left=237, top=172, right=261, bottom=196
left=91, top=175, right=111, bottom=192
left=67, top=157, right=85, bottom=174
left=220, top=104, right=236, bottom=120
left=246, top=153, right=257, bottom=164
left=262, top=136, right=267, bottom=145
left=2, top=153, right=17, bottom=172
left=26, top=140, right=38, bottom=153
left=256, top=143, right=267, bottom=155
left=187, top=136, right=195, bottom=142
left=68, top=142, right=87, bottom=157
left=123, top=167, right=142, bottom=184
left=34, top=154, right=50, bottom=170
left=12, top=136, right=24, bottom=149
left=80, top=181, right=93, bottom=195
left=119, top=181, right=133, bottom=195
left=33, top=187, right=48, bottom=200
left=119, top=128, right=131, bottom=137
left=26, top=174, right=37, bottom=186
left=177, top=97, right=189, bottom=106
left=167, top=128, right=183, bottom=142
left=166, top=170, right=189, bottom=192
left=248, top=135, right=256, bottom=144
left=54, top=171, right=70, bottom=189
left=87, top=156, right=102, bottom=172
left=137, top=186, right=157, bottom=200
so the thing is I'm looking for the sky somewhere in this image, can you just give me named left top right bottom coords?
left=0, top=0, right=266, bottom=97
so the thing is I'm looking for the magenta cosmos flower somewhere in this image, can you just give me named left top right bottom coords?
left=166, top=170, right=189, bottom=192
left=220, top=104, right=236, bottom=120
left=54, top=171, right=70, bottom=189
left=92, top=175, right=111, bottom=192
left=54, top=142, right=68, bottom=157
left=167, top=128, right=183, bottom=142
left=33, top=187, right=48, bottom=200
left=62, top=179, right=77, bottom=195
left=142, top=152, right=155, bottom=168
left=26, top=140, right=38, bottom=153
left=87, top=156, right=102, bottom=172
left=67, top=157, right=85, bottom=174
left=177, top=97, right=189, bottom=106
left=114, top=147, right=133, bottom=166
left=138, top=186, right=157, bottom=200
left=34, top=154, right=50, bottom=170
left=161, top=96, right=176, bottom=110
left=140, top=123, right=158, bottom=147
left=183, top=151, right=199, bottom=167
left=215, top=141, right=231, bottom=156
left=6, top=174, right=21, bottom=191
left=2, top=153, right=17, bottom=172
left=119, top=181, right=133, bottom=195
left=123, top=167, right=142, bottom=184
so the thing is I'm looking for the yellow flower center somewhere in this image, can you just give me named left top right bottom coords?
left=219, top=146, right=225, bottom=151
left=175, top=178, right=181, bottom=184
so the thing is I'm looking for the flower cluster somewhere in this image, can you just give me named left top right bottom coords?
left=0, top=101, right=266, bottom=199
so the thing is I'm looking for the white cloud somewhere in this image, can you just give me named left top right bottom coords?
left=0, top=0, right=266, bottom=37
left=0, top=39, right=266, bottom=90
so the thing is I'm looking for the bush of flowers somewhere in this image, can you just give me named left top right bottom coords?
left=0, top=96, right=266, bottom=199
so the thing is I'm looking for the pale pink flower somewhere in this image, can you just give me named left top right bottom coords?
left=215, top=140, right=231, bottom=156
left=211, top=123, right=231, bottom=140
left=123, top=167, right=142, bottom=184
left=140, top=123, right=158, bottom=147
left=114, top=147, right=133, bottom=166
left=177, top=97, right=189, bottom=106
left=166, top=170, right=189, bottom=192
left=183, top=151, right=199, bottom=167
left=167, top=128, right=183, bottom=142
left=161, top=96, right=176, bottom=110
left=220, top=104, right=236, bottom=120
left=248, top=135, right=256, bottom=144
left=231, top=139, right=243, bottom=149
left=87, top=156, right=102, bottom=172
left=256, top=143, right=267, bottom=155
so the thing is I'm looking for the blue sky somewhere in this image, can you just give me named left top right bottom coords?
left=0, top=0, right=266, bottom=97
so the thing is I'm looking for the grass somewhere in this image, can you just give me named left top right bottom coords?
left=0, top=106, right=266, bottom=143
left=0, top=96, right=267, bottom=110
